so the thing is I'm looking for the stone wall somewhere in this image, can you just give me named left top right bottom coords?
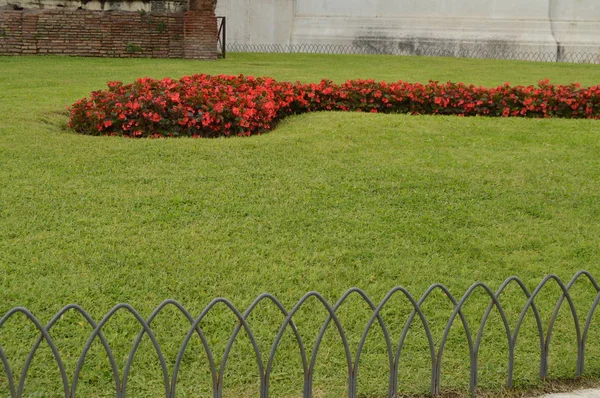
left=0, top=0, right=187, bottom=13
left=0, top=9, right=217, bottom=59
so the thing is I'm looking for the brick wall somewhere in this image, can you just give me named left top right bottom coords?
left=0, top=9, right=217, bottom=59
left=0, top=11, right=23, bottom=55
left=184, top=11, right=217, bottom=59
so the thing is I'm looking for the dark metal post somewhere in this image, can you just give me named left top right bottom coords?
left=216, top=16, right=226, bottom=58
left=223, top=16, right=226, bottom=58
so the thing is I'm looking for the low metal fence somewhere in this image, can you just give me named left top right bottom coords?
left=226, top=43, right=600, bottom=64
left=2, top=270, right=600, bottom=397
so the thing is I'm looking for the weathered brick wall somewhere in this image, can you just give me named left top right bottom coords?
left=0, top=9, right=217, bottom=59
left=184, top=10, right=216, bottom=59
left=0, top=11, right=23, bottom=55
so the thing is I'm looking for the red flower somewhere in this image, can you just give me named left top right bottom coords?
left=68, top=74, right=600, bottom=138
left=149, top=113, right=162, bottom=123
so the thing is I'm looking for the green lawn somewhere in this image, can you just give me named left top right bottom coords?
left=1, top=54, right=600, bottom=397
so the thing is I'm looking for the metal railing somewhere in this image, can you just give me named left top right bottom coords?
left=2, top=270, right=600, bottom=397
left=226, top=43, right=600, bottom=64
left=217, top=16, right=226, bottom=58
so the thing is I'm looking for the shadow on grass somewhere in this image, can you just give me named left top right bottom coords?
left=38, top=110, right=71, bottom=133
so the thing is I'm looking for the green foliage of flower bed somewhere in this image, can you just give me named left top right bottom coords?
left=69, top=74, right=600, bottom=138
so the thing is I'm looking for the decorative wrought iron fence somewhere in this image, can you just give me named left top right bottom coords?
left=226, top=43, right=600, bottom=64
left=2, top=271, right=600, bottom=397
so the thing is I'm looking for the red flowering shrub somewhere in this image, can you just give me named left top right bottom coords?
left=69, top=75, right=600, bottom=138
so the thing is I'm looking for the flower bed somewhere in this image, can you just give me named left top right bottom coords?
left=68, top=75, right=600, bottom=138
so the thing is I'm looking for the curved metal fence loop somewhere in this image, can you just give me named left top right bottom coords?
left=436, top=282, right=513, bottom=394
left=171, top=298, right=265, bottom=398
left=122, top=300, right=218, bottom=398
left=265, top=292, right=353, bottom=398
left=336, top=288, right=395, bottom=398
left=544, top=273, right=592, bottom=377
left=406, top=283, right=473, bottom=395
left=214, top=300, right=266, bottom=398
left=358, top=286, right=436, bottom=397
left=19, top=304, right=119, bottom=398
left=0, top=307, right=70, bottom=398
left=222, top=293, right=307, bottom=398
left=567, top=271, right=600, bottom=293
left=476, top=276, right=545, bottom=387
left=0, top=339, right=16, bottom=398
left=545, top=271, right=600, bottom=376
left=582, top=291, right=600, bottom=375
left=512, top=275, right=581, bottom=381
left=539, top=276, right=582, bottom=377
left=304, top=288, right=395, bottom=398
left=71, top=304, right=171, bottom=398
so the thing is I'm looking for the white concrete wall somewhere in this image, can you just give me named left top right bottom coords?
left=215, top=0, right=600, bottom=57
left=550, top=0, right=600, bottom=53
left=295, top=0, right=547, bottom=19
left=215, top=0, right=293, bottom=45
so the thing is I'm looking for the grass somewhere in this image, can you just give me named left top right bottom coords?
left=1, top=53, right=600, bottom=397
